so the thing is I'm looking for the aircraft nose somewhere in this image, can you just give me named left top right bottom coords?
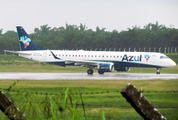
left=170, top=60, right=176, bottom=67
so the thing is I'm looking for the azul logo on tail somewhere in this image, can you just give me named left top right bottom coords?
left=19, top=36, right=31, bottom=49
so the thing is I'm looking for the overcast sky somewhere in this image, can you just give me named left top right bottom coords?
left=1, top=0, right=178, bottom=33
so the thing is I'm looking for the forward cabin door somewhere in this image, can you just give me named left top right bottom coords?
left=152, top=55, right=156, bottom=63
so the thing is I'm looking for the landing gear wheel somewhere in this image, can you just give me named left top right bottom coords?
left=98, top=70, right=104, bottom=74
left=87, top=69, right=94, bottom=74
left=156, top=68, right=160, bottom=75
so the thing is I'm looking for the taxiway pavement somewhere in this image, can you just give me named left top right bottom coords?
left=0, top=73, right=178, bottom=80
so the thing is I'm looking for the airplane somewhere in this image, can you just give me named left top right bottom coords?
left=4, top=26, right=176, bottom=75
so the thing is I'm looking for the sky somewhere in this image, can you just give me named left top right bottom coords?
left=1, top=0, right=178, bottom=33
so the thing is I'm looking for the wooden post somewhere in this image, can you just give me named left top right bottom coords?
left=121, top=84, right=166, bottom=120
left=0, top=91, right=27, bottom=120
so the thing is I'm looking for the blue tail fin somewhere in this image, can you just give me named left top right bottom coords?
left=17, top=26, right=44, bottom=51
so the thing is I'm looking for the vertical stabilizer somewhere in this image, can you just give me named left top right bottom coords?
left=16, top=26, right=44, bottom=51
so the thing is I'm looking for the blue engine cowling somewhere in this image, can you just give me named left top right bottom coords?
left=115, top=67, right=130, bottom=72
left=97, top=63, right=114, bottom=72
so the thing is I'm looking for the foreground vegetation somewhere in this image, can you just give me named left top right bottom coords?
left=0, top=80, right=178, bottom=120
left=0, top=54, right=178, bottom=119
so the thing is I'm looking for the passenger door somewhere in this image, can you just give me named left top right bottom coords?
left=152, top=55, right=156, bottom=63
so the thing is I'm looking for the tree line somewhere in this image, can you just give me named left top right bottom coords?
left=0, top=21, right=178, bottom=54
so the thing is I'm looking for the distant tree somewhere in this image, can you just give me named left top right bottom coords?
left=0, top=22, right=178, bottom=54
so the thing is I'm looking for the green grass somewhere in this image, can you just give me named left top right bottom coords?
left=166, top=53, right=178, bottom=64
left=0, top=80, right=178, bottom=120
left=0, top=64, right=178, bottom=74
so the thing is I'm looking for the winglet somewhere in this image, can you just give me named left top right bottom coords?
left=50, top=51, right=61, bottom=60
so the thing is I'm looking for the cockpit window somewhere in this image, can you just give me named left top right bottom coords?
left=160, top=56, right=168, bottom=59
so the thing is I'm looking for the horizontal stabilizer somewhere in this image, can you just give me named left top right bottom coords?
left=3, top=50, right=32, bottom=55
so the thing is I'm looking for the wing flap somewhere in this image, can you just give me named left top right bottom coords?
left=65, top=59, right=113, bottom=67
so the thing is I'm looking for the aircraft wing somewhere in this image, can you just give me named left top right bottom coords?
left=50, top=51, right=113, bottom=68
left=65, top=59, right=113, bottom=67
left=3, top=50, right=32, bottom=55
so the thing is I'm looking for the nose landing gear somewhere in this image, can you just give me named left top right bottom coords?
left=156, top=68, right=160, bottom=75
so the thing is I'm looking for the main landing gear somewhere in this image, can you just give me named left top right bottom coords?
left=87, top=69, right=105, bottom=75
left=98, top=70, right=104, bottom=74
left=87, top=69, right=94, bottom=74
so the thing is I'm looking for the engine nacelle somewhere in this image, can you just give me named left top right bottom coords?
left=116, top=67, right=130, bottom=72
left=97, top=63, right=114, bottom=72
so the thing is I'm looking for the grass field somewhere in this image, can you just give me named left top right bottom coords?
left=0, top=54, right=178, bottom=119
left=0, top=80, right=178, bottom=120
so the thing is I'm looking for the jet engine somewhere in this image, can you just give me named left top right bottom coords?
left=97, top=63, right=114, bottom=72
left=115, top=67, right=130, bottom=72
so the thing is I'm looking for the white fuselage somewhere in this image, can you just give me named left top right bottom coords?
left=12, top=26, right=177, bottom=74
left=18, top=50, right=176, bottom=69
